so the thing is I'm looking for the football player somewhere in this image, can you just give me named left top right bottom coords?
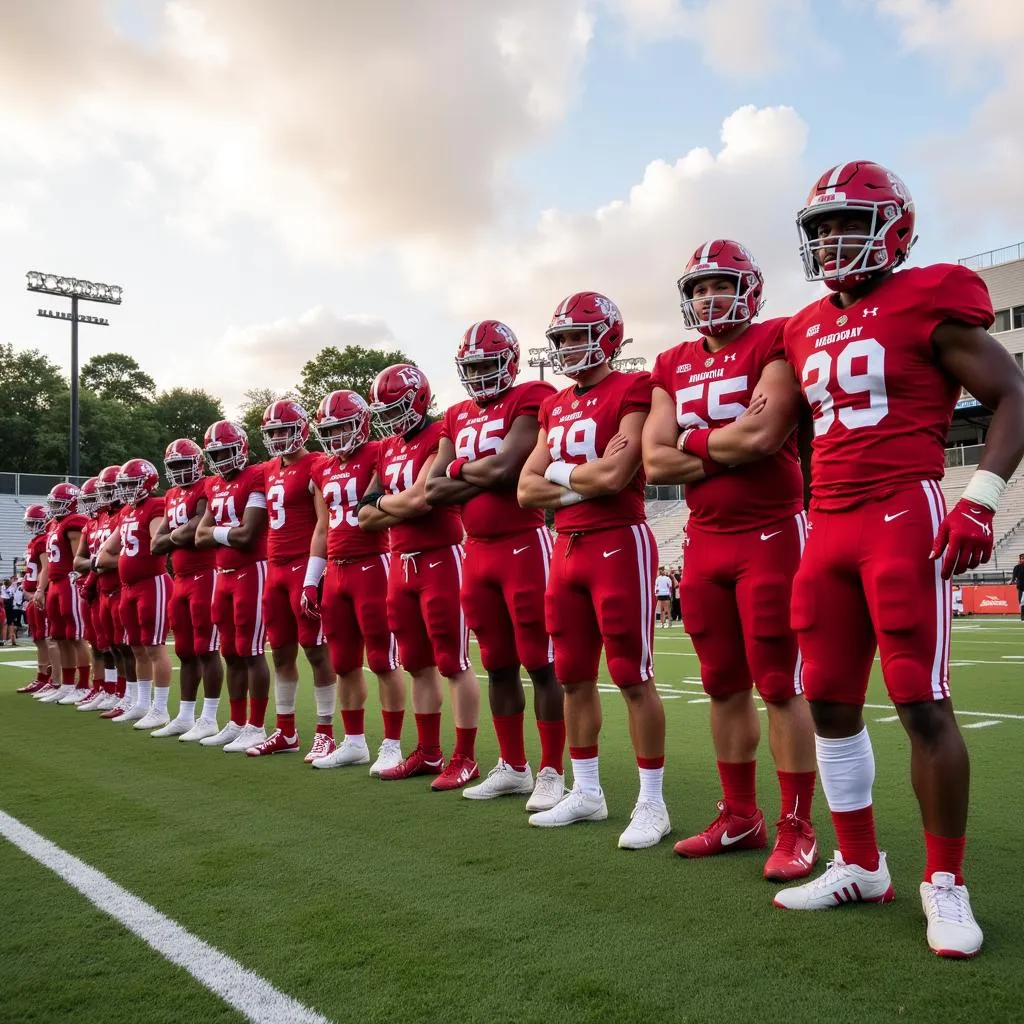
left=643, top=240, right=818, bottom=880
left=772, top=161, right=1024, bottom=960
left=358, top=364, right=479, bottom=790
left=518, top=291, right=669, bottom=849
left=194, top=421, right=271, bottom=751
left=95, top=459, right=173, bottom=730
left=151, top=439, right=224, bottom=740
left=303, top=390, right=406, bottom=774
left=245, top=401, right=337, bottom=760
left=424, top=321, right=566, bottom=810
left=15, top=504, right=54, bottom=695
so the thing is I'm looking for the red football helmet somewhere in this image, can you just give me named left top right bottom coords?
left=117, top=458, right=159, bottom=506
left=261, top=400, right=309, bottom=458
left=545, top=291, right=624, bottom=378
left=455, top=320, right=520, bottom=402
left=164, top=438, right=204, bottom=487
left=96, top=465, right=121, bottom=507
left=47, top=482, right=80, bottom=520
left=677, top=240, right=765, bottom=336
left=314, top=390, right=371, bottom=457
left=798, top=160, right=916, bottom=290
left=203, top=420, right=249, bottom=477
left=78, top=477, right=102, bottom=517
left=368, top=364, right=431, bottom=436
left=24, top=503, right=47, bottom=535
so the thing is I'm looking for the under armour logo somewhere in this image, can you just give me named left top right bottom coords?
left=723, top=353, right=737, bottom=362
left=862, top=307, right=879, bottom=317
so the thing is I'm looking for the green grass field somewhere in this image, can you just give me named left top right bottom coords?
left=2, top=620, right=1022, bottom=1024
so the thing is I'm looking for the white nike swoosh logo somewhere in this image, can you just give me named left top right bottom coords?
left=513, top=547, right=529, bottom=555
left=963, top=514, right=991, bottom=534
left=883, top=510, right=908, bottom=522
left=721, top=825, right=759, bottom=846
left=291, top=564, right=303, bottom=571
left=798, top=843, right=817, bottom=866
left=428, top=561, right=442, bottom=568
left=603, top=549, right=621, bottom=558
left=760, top=531, right=781, bottom=541
left=362, top=565, right=374, bottom=571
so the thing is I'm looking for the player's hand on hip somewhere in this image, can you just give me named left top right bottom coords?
left=930, top=498, right=995, bottom=579
left=300, top=584, right=321, bottom=619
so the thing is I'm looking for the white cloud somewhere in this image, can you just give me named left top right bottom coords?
left=405, top=105, right=814, bottom=380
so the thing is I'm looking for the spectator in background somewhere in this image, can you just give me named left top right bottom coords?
left=1013, top=554, right=1024, bottom=622
left=10, top=579, right=24, bottom=641
left=654, top=567, right=673, bottom=629
left=951, top=585, right=964, bottom=619
left=671, top=566, right=682, bottom=623
left=0, top=578, right=14, bottom=646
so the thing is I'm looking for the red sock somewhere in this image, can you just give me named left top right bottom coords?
left=77, top=664, right=90, bottom=688
left=116, top=676, right=126, bottom=697
left=93, top=677, right=104, bottom=690
left=537, top=719, right=566, bottom=774
left=569, top=744, right=598, bottom=761
left=341, top=709, right=364, bottom=737
left=229, top=698, right=247, bottom=726
left=276, top=712, right=296, bottom=736
left=637, top=755, right=665, bottom=770
left=454, top=726, right=477, bottom=760
left=61, top=667, right=76, bottom=686
left=44, top=666, right=53, bottom=680
left=249, top=697, right=269, bottom=728
left=778, top=770, right=817, bottom=820
left=924, top=831, right=965, bottom=885
left=315, top=722, right=334, bottom=737
left=493, top=713, right=527, bottom=771
left=831, top=806, right=880, bottom=871
left=717, top=760, right=758, bottom=817
left=382, top=709, right=404, bottom=741
left=415, top=712, right=442, bottom=757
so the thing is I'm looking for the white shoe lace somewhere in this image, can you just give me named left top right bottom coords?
left=925, top=881, right=970, bottom=925
left=801, top=854, right=850, bottom=894
left=628, top=800, right=665, bottom=831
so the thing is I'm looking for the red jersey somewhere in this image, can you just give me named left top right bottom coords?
left=23, top=533, right=47, bottom=594
left=205, top=465, right=268, bottom=568
left=784, top=264, right=994, bottom=511
left=263, top=451, right=325, bottom=564
left=165, top=479, right=216, bottom=576
left=118, top=496, right=168, bottom=585
left=540, top=370, right=652, bottom=533
left=94, top=508, right=123, bottom=594
left=443, top=380, right=554, bottom=539
left=651, top=318, right=804, bottom=532
left=45, top=514, right=87, bottom=582
left=84, top=517, right=104, bottom=556
left=376, top=421, right=463, bottom=555
left=315, top=441, right=388, bottom=561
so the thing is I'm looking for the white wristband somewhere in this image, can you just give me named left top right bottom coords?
left=962, top=469, right=1005, bottom=512
left=213, top=525, right=232, bottom=546
left=303, top=555, right=327, bottom=588
left=545, top=461, right=576, bottom=490
left=558, top=489, right=585, bottom=507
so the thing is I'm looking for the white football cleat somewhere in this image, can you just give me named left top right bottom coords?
left=618, top=800, right=671, bottom=850
left=525, top=767, right=566, bottom=812
left=773, top=851, right=895, bottom=910
left=33, top=683, right=60, bottom=701
left=150, top=715, right=194, bottom=738
left=180, top=719, right=222, bottom=743
left=39, top=684, right=73, bottom=704
left=224, top=724, right=266, bottom=753
left=134, top=709, right=171, bottom=731
left=529, top=785, right=608, bottom=828
left=58, top=687, right=88, bottom=705
left=94, top=692, right=121, bottom=711
left=368, top=739, right=403, bottom=776
left=463, top=760, right=534, bottom=801
left=303, top=732, right=334, bottom=764
left=115, top=702, right=152, bottom=723
left=76, top=690, right=106, bottom=711
left=920, top=872, right=983, bottom=958
left=199, top=721, right=243, bottom=747
left=313, top=737, right=370, bottom=769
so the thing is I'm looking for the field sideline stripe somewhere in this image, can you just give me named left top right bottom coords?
left=0, top=809, right=333, bottom=1024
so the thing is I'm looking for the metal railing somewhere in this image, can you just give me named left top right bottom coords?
left=959, top=242, right=1024, bottom=271
left=944, top=444, right=985, bottom=468
left=0, top=472, right=90, bottom=498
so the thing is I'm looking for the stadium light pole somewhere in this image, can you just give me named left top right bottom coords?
left=26, top=272, right=123, bottom=480
left=528, top=337, right=641, bottom=381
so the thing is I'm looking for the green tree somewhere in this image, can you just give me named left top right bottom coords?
left=150, top=388, right=225, bottom=451
left=296, top=344, right=412, bottom=413
left=81, top=352, right=156, bottom=405
left=0, top=344, right=67, bottom=473
left=237, top=387, right=280, bottom=464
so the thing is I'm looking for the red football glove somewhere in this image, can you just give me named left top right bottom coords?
left=300, top=584, right=321, bottom=619
left=930, top=499, right=994, bottom=579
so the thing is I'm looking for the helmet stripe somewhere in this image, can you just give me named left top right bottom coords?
left=699, top=240, right=714, bottom=263
left=825, top=162, right=848, bottom=193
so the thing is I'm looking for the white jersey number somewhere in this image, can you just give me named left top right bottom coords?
left=547, top=418, right=599, bottom=463
left=384, top=460, right=416, bottom=494
left=674, top=375, right=749, bottom=429
left=209, top=495, right=240, bottom=527
left=323, top=479, right=360, bottom=529
left=120, top=520, right=140, bottom=557
left=802, top=337, right=888, bottom=437
left=454, top=420, right=505, bottom=461
left=266, top=483, right=287, bottom=530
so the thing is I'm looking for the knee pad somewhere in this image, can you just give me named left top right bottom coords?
left=870, top=564, right=919, bottom=635
left=747, top=577, right=791, bottom=641
left=677, top=585, right=707, bottom=637
left=789, top=570, right=816, bottom=634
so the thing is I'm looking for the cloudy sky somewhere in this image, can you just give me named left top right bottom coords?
left=2, top=0, right=1022, bottom=416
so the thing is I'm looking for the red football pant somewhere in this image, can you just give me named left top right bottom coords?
left=263, top=556, right=325, bottom=650
left=169, top=569, right=218, bottom=658
left=387, top=545, right=469, bottom=678
left=681, top=512, right=806, bottom=701
left=322, top=553, right=398, bottom=675
left=119, top=574, right=172, bottom=647
left=45, top=577, right=86, bottom=641
left=792, top=480, right=951, bottom=705
left=462, top=528, right=553, bottom=672
left=24, top=601, right=46, bottom=642
left=212, top=562, right=268, bottom=658
left=545, top=523, right=657, bottom=688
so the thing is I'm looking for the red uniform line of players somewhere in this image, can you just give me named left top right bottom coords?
left=18, top=160, right=1024, bottom=961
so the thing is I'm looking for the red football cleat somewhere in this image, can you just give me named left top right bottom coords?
left=674, top=801, right=767, bottom=858
left=430, top=755, right=480, bottom=792
left=245, top=729, right=300, bottom=757
left=378, top=746, right=445, bottom=781
left=99, top=701, right=129, bottom=720
left=764, top=814, right=819, bottom=881
left=18, top=679, right=49, bottom=694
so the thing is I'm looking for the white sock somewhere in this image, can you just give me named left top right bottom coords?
left=177, top=700, right=196, bottom=723
left=104, top=668, right=117, bottom=688
left=314, top=683, right=336, bottom=719
left=638, top=765, right=665, bottom=804
left=125, top=681, right=138, bottom=705
left=152, top=686, right=169, bottom=714
left=201, top=697, right=220, bottom=722
left=815, top=727, right=875, bottom=812
left=274, top=677, right=298, bottom=715
left=135, top=680, right=153, bottom=709
left=571, top=755, right=601, bottom=796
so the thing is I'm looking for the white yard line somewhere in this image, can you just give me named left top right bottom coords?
left=0, top=810, right=333, bottom=1024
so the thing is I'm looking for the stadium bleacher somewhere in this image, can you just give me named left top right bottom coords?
left=0, top=493, right=45, bottom=575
